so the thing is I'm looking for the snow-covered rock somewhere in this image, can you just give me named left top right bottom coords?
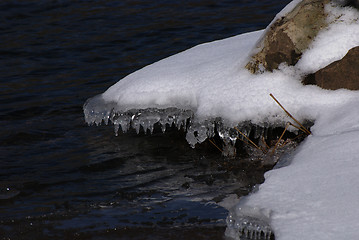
left=246, top=0, right=329, bottom=73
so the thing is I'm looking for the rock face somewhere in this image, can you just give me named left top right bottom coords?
left=303, top=46, right=359, bottom=90
left=245, top=0, right=359, bottom=91
left=246, top=0, right=329, bottom=73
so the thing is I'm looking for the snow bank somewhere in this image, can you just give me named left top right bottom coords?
left=222, top=2, right=359, bottom=240
left=226, top=99, right=359, bottom=240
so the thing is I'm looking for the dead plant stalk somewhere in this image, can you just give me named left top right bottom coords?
left=269, top=93, right=311, bottom=135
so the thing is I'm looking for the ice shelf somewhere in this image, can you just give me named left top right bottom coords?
left=83, top=94, right=294, bottom=152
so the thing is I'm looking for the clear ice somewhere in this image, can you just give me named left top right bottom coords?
left=84, top=94, right=193, bottom=135
left=225, top=205, right=273, bottom=240
left=83, top=94, right=289, bottom=154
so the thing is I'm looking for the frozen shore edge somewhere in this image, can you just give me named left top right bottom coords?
left=83, top=0, right=359, bottom=239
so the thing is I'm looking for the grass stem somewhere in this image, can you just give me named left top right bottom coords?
left=234, top=127, right=267, bottom=153
left=270, top=93, right=311, bottom=135
left=271, top=122, right=290, bottom=154
left=208, top=138, right=223, bottom=153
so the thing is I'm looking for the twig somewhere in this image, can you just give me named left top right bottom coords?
left=234, top=127, right=267, bottom=153
left=271, top=122, right=290, bottom=154
left=288, top=132, right=305, bottom=142
left=288, top=122, right=308, bottom=135
left=261, top=136, right=270, bottom=150
left=208, top=138, right=223, bottom=153
left=269, top=93, right=311, bottom=135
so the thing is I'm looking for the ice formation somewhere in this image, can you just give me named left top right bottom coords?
left=84, top=95, right=193, bottom=135
left=84, top=94, right=263, bottom=148
left=226, top=206, right=273, bottom=240
left=84, top=96, right=280, bottom=150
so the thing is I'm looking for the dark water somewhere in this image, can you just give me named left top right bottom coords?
left=0, top=0, right=291, bottom=239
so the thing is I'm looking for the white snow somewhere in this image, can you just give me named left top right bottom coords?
left=85, top=1, right=359, bottom=239
left=102, top=30, right=262, bottom=113
left=226, top=99, right=359, bottom=240
left=296, top=4, right=359, bottom=74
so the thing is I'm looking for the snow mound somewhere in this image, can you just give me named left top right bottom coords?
left=84, top=1, right=359, bottom=148
left=225, top=98, right=359, bottom=240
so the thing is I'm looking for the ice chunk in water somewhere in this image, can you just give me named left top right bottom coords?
left=226, top=205, right=273, bottom=240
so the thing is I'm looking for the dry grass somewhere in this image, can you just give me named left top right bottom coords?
left=269, top=93, right=311, bottom=135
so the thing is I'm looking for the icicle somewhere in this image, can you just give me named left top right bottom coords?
left=244, top=228, right=249, bottom=238
left=168, top=116, right=174, bottom=127
left=120, top=121, right=129, bottom=133
left=114, top=123, right=119, bottom=136
left=249, top=229, right=254, bottom=239
left=206, top=120, right=216, bottom=139
left=161, top=123, right=167, bottom=132
left=113, top=113, right=130, bottom=134
left=253, top=126, right=264, bottom=139
left=228, top=127, right=238, bottom=144
left=150, top=124, right=155, bottom=134
left=177, top=121, right=183, bottom=130
left=222, top=140, right=236, bottom=158
left=132, top=119, right=141, bottom=134
left=185, top=127, right=198, bottom=148
left=142, top=122, right=148, bottom=134
left=225, top=205, right=273, bottom=240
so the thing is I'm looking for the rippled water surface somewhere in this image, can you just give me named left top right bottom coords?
left=1, top=0, right=291, bottom=239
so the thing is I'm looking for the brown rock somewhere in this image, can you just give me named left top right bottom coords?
left=246, top=0, right=329, bottom=73
left=302, top=46, right=359, bottom=90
